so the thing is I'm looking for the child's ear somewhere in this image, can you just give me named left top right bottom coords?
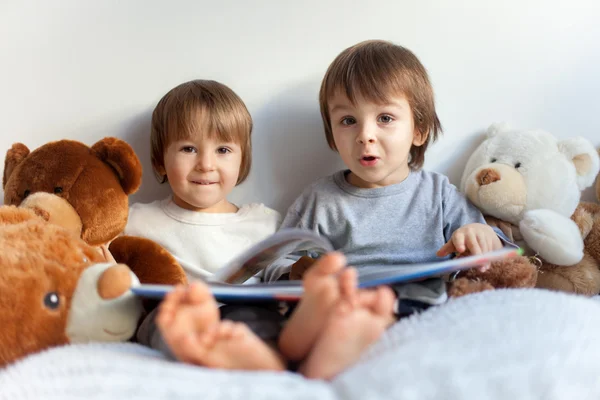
left=154, top=165, right=167, bottom=183
left=412, top=129, right=428, bottom=146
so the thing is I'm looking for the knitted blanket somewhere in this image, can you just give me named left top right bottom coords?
left=2, top=289, right=599, bottom=399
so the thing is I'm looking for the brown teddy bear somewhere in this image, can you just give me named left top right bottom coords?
left=0, top=206, right=142, bottom=367
left=2, top=137, right=187, bottom=287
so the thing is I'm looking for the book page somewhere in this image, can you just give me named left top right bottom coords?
left=212, top=228, right=334, bottom=284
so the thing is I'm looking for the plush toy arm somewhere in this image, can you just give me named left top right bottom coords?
left=519, top=209, right=584, bottom=265
left=571, top=204, right=595, bottom=239
left=109, top=236, right=187, bottom=286
left=289, top=256, right=316, bottom=280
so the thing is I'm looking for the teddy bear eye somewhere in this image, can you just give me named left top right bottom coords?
left=54, top=187, right=63, bottom=194
left=43, top=292, right=60, bottom=309
left=23, top=189, right=30, bottom=198
left=490, top=158, right=497, bottom=163
left=514, top=162, right=522, bottom=168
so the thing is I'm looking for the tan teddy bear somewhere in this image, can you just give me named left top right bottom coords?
left=534, top=152, right=600, bottom=293
left=0, top=206, right=142, bottom=367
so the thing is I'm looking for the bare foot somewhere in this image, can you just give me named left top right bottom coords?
left=300, top=285, right=396, bottom=380
left=157, top=283, right=285, bottom=371
left=278, top=252, right=352, bottom=361
left=157, top=283, right=220, bottom=363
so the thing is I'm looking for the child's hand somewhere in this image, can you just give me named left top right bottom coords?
left=436, top=223, right=502, bottom=271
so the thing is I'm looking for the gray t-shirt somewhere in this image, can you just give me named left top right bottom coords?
left=275, top=169, right=508, bottom=277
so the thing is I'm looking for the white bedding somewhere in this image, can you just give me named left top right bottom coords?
left=1, top=288, right=599, bottom=400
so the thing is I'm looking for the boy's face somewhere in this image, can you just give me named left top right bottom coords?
left=328, top=92, right=425, bottom=188
left=161, top=136, right=242, bottom=212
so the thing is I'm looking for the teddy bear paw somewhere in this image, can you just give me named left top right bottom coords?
left=520, top=209, right=584, bottom=265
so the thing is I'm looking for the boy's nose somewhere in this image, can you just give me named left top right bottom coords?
left=356, top=127, right=377, bottom=144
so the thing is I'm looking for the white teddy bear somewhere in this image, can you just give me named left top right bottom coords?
left=461, top=123, right=599, bottom=267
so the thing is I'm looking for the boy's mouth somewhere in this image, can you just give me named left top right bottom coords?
left=359, top=155, right=379, bottom=166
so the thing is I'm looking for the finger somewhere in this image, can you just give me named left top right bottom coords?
left=436, top=240, right=457, bottom=257
left=465, top=233, right=482, bottom=255
left=486, top=234, right=495, bottom=254
left=452, top=231, right=466, bottom=254
left=492, top=234, right=503, bottom=250
left=475, top=232, right=489, bottom=254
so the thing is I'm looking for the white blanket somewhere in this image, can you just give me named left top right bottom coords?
left=2, top=289, right=599, bottom=399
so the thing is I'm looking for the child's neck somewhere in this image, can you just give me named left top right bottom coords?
left=346, top=168, right=410, bottom=189
left=171, top=195, right=239, bottom=214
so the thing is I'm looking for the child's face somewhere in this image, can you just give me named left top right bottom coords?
left=161, top=136, right=242, bottom=212
left=328, top=92, right=425, bottom=188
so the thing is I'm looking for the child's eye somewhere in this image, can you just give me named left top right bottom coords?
left=378, top=114, right=394, bottom=124
left=180, top=146, right=197, bottom=153
left=217, top=147, right=231, bottom=154
left=340, top=117, right=356, bottom=126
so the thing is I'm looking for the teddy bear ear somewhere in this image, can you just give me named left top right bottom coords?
left=486, top=122, right=511, bottom=138
left=558, top=137, right=600, bottom=190
left=3, top=143, right=30, bottom=189
left=91, top=137, right=142, bottom=195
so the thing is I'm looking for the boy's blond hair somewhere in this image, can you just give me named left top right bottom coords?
left=319, top=40, right=442, bottom=169
left=151, top=80, right=252, bottom=184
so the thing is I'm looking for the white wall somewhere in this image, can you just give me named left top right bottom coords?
left=1, top=0, right=599, bottom=214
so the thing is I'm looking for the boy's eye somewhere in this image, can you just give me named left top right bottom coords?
left=340, top=117, right=356, bottom=126
left=180, top=146, right=197, bottom=153
left=378, top=115, right=393, bottom=123
left=217, top=147, right=231, bottom=154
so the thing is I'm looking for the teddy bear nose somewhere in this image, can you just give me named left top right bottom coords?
left=97, top=264, right=132, bottom=300
left=477, top=168, right=501, bottom=186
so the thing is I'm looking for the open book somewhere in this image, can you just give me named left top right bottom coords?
left=132, top=228, right=523, bottom=302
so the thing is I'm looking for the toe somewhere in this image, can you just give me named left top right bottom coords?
left=339, top=268, right=358, bottom=304
left=187, top=282, right=214, bottom=305
left=218, top=320, right=236, bottom=338
left=372, top=286, right=396, bottom=316
left=305, top=252, right=346, bottom=280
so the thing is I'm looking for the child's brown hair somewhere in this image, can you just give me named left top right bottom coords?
left=319, top=40, right=442, bottom=169
left=151, top=79, right=253, bottom=184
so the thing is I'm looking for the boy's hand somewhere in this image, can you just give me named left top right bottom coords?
left=436, top=223, right=502, bottom=271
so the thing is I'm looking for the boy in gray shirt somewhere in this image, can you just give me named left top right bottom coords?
left=276, top=40, right=512, bottom=348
